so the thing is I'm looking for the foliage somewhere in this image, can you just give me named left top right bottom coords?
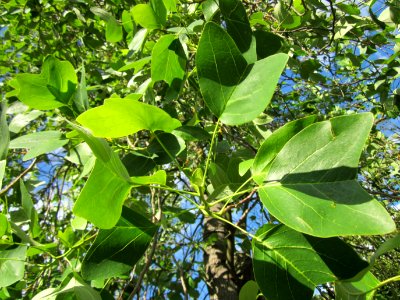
left=0, top=0, right=399, bottom=299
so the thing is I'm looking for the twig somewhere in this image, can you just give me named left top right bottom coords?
left=224, top=190, right=255, bottom=212
left=0, top=158, right=37, bottom=196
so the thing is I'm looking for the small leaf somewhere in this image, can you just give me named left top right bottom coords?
left=9, top=131, right=68, bottom=161
left=82, top=206, right=158, bottom=281
left=370, top=234, right=400, bottom=266
left=252, top=224, right=368, bottom=300
left=147, top=132, right=186, bottom=165
left=0, top=246, right=27, bottom=288
left=73, top=65, right=89, bottom=113
left=0, top=101, right=9, bottom=160
left=173, top=126, right=211, bottom=141
left=8, top=110, right=43, bottom=133
left=151, top=35, right=186, bottom=86
left=14, top=56, right=77, bottom=110
left=106, top=17, right=123, bottom=43
left=76, top=97, right=181, bottom=138
left=131, top=4, right=161, bottom=29
left=239, top=280, right=259, bottom=300
left=131, top=170, right=166, bottom=186
left=20, top=181, right=41, bottom=237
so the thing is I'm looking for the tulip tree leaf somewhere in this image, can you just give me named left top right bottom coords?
left=257, top=113, right=396, bottom=237
left=196, top=22, right=288, bottom=125
left=131, top=4, right=161, bottom=29
left=252, top=224, right=369, bottom=300
left=9, top=131, right=68, bottom=161
left=151, top=35, right=186, bottom=86
left=82, top=206, right=159, bottom=281
left=13, top=56, right=77, bottom=110
left=106, top=17, right=123, bottom=43
left=0, top=246, right=27, bottom=288
left=335, top=272, right=380, bottom=300
left=73, top=159, right=132, bottom=229
left=76, top=97, right=181, bottom=138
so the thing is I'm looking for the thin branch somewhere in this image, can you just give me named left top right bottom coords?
left=0, top=158, right=37, bottom=196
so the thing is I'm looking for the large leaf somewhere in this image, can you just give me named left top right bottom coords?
left=76, top=97, right=181, bottom=138
left=335, top=272, right=380, bottom=300
left=82, top=206, right=158, bottom=281
left=73, top=159, right=132, bottom=229
left=196, top=22, right=288, bottom=125
left=13, top=56, right=77, bottom=110
left=9, top=131, right=68, bottom=161
left=219, top=0, right=252, bottom=52
left=257, top=113, right=395, bottom=237
left=151, top=35, right=186, bottom=86
left=0, top=246, right=27, bottom=287
left=252, top=224, right=368, bottom=300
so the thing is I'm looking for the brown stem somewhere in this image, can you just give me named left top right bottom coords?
left=0, top=158, right=37, bottom=196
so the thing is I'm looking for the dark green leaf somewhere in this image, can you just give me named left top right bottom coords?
left=82, top=206, right=158, bottom=280
left=253, top=224, right=368, bottom=300
left=254, top=30, right=282, bottom=59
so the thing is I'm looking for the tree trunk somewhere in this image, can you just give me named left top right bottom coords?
left=203, top=202, right=238, bottom=300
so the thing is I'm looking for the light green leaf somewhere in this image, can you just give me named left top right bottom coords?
left=0, top=246, right=27, bottom=287
left=14, top=56, right=77, bottom=110
left=73, top=159, right=132, bottom=229
left=239, top=280, right=259, bottom=300
left=257, top=113, right=395, bottom=237
left=128, top=28, right=148, bottom=52
left=252, top=224, right=368, bottom=300
left=9, top=131, right=68, bottom=161
left=0, top=214, right=9, bottom=237
left=77, top=97, right=181, bottom=138
left=370, top=234, right=400, bottom=265
left=69, top=123, right=130, bottom=181
left=82, top=206, right=158, bottom=281
left=131, top=4, right=161, bottom=29
left=0, top=160, right=6, bottom=190
left=196, top=22, right=288, bottom=125
left=253, top=115, right=317, bottom=178
left=131, top=170, right=166, bottom=185
left=118, top=56, right=151, bottom=72
left=151, top=35, right=186, bottom=86
left=8, top=110, right=43, bottom=133
left=106, top=17, right=123, bottom=43
left=0, top=101, right=9, bottom=160
left=335, top=272, right=379, bottom=300
left=121, top=10, right=134, bottom=33
left=150, top=0, right=167, bottom=27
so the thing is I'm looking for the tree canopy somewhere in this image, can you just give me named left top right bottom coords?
left=0, top=0, right=399, bottom=299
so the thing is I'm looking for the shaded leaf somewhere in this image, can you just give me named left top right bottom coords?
left=9, top=131, right=68, bottom=161
left=336, top=272, right=379, bottom=300
left=196, top=22, right=288, bottom=125
left=239, top=280, right=259, bottom=300
left=0, top=246, right=27, bottom=287
left=20, top=181, right=41, bottom=238
left=82, top=206, right=158, bottom=280
left=252, top=224, right=368, bottom=300
left=151, top=35, right=186, bottom=86
left=148, top=132, right=185, bottom=165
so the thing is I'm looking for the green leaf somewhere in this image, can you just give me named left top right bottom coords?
left=131, top=170, right=166, bottom=186
left=252, top=224, right=369, bottom=300
left=131, top=4, right=161, bottom=29
left=253, top=30, right=282, bottom=59
left=253, top=115, right=317, bottom=178
left=257, top=113, right=395, bottom=237
left=106, top=17, right=123, bottom=43
left=370, top=234, right=400, bottom=265
left=148, top=132, right=186, bottom=165
left=0, top=101, right=9, bottom=160
left=14, top=56, right=77, bottom=110
left=20, top=181, right=41, bottom=238
left=0, top=246, right=27, bottom=287
left=121, top=10, right=134, bottom=33
left=9, top=131, right=68, bottom=161
left=335, top=272, right=379, bottom=300
left=151, top=35, right=186, bottom=86
left=150, top=0, right=167, bottom=27
left=219, top=0, right=252, bottom=52
left=172, top=126, right=211, bottom=141
left=239, top=280, right=259, bottom=300
left=0, top=160, right=5, bottom=190
left=0, top=214, right=9, bottom=237
left=118, top=56, right=151, bottom=72
left=73, top=65, right=89, bottom=114
left=73, top=159, right=132, bottom=229
left=8, top=110, right=43, bottom=133
left=82, top=206, right=158, bottom=281
left=128, top=28, right=148, bottom=53
left=76, top=97, right=181, bottom=138
left=196, top=22, right=288, bottom=125
left=122, top=153, right=156, bottom=176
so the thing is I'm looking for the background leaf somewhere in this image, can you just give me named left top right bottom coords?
left=82, top=206, right=158, bottom=281
left=0, top=246, right=27, bottom=288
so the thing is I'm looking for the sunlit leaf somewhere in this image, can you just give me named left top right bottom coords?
left=335, top=272, right=380, bottom=300
left=0, top=246, right=27, bottom=287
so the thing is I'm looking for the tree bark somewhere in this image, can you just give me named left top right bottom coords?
left=203, top=202, right=239, bottom=300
